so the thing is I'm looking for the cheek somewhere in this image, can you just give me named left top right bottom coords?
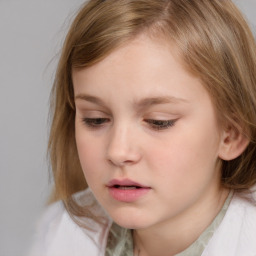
left=75, top=129, right=104, bottom=183
left=146, top=125, right=220, bottom=184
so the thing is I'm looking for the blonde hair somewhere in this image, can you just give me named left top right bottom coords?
left=48, top=0, right=256, bottom=218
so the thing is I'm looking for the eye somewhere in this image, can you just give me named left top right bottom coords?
left=82, top=118, right=110, bottom=128
left=144, top=119, right=177, bottom=130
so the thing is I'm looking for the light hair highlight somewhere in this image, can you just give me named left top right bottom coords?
left=48, top=0, right=256, bottom=222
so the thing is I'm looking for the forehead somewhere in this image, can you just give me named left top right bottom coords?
left=72, top=34, right=205, bottom=99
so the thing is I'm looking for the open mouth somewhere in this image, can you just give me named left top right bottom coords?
left=112, top=185, right=143, bottom=190
left=107, top=179, right=151, bottom=202
left=108, top=183, right=151, bottom=202
left=107, top=179, right=150, bottom=189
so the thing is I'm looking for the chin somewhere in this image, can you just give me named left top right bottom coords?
left=109, top=208, right=152, bottom=229
left=114, top=219, right=147, bottom=230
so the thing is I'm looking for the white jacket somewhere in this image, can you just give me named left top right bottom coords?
left=28, top=189, right=256, bottom=256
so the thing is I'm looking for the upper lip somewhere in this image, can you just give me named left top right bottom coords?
left=107, top=179, right=150, bottom=188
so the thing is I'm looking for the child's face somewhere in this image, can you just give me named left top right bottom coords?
left=73, top=35, right=225, bottom=230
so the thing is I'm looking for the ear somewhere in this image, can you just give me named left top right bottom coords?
left=218, top=125, right=249, bottom=161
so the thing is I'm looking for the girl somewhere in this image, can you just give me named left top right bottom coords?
left=30, top=0, right=256, bottom=255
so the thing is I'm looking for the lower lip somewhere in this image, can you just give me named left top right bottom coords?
left=108, top=187, right=151, bottom=202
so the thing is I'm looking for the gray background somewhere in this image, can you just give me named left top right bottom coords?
left=0, top=1, right=255, bottom=256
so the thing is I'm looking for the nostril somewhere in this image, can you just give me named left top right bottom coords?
left=107, top=137, right=141, bottom=166
left=107, top=157, right=134, bottom=167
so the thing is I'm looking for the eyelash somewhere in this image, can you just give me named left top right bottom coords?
left=82, top=118, right=176, bottom=130
left=144, top=119, right=176, bottom=130
left=82, top=118, right=110, bottom=127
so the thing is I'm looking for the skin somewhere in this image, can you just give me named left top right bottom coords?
left=73, top=34, right=229, bottom=256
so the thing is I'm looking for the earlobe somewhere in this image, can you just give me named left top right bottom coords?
left=218, top=126, right=249, bottom=161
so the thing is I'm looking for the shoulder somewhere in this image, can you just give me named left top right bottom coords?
left=203, top=189, right=256, bottom=256
left=28, top=189, right=112, bottom=256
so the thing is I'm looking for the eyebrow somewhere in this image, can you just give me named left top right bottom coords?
left=75, top=93, right=188, bottom=109
left=135, top=96, right=188, bottom=110
left=75, top=94, right=108, bottom=108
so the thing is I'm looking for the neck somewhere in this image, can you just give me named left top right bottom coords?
left=133, top=186, right=229, bottom=256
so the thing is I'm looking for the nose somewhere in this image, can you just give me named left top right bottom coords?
left=107, top=124, right=141, bottom=167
